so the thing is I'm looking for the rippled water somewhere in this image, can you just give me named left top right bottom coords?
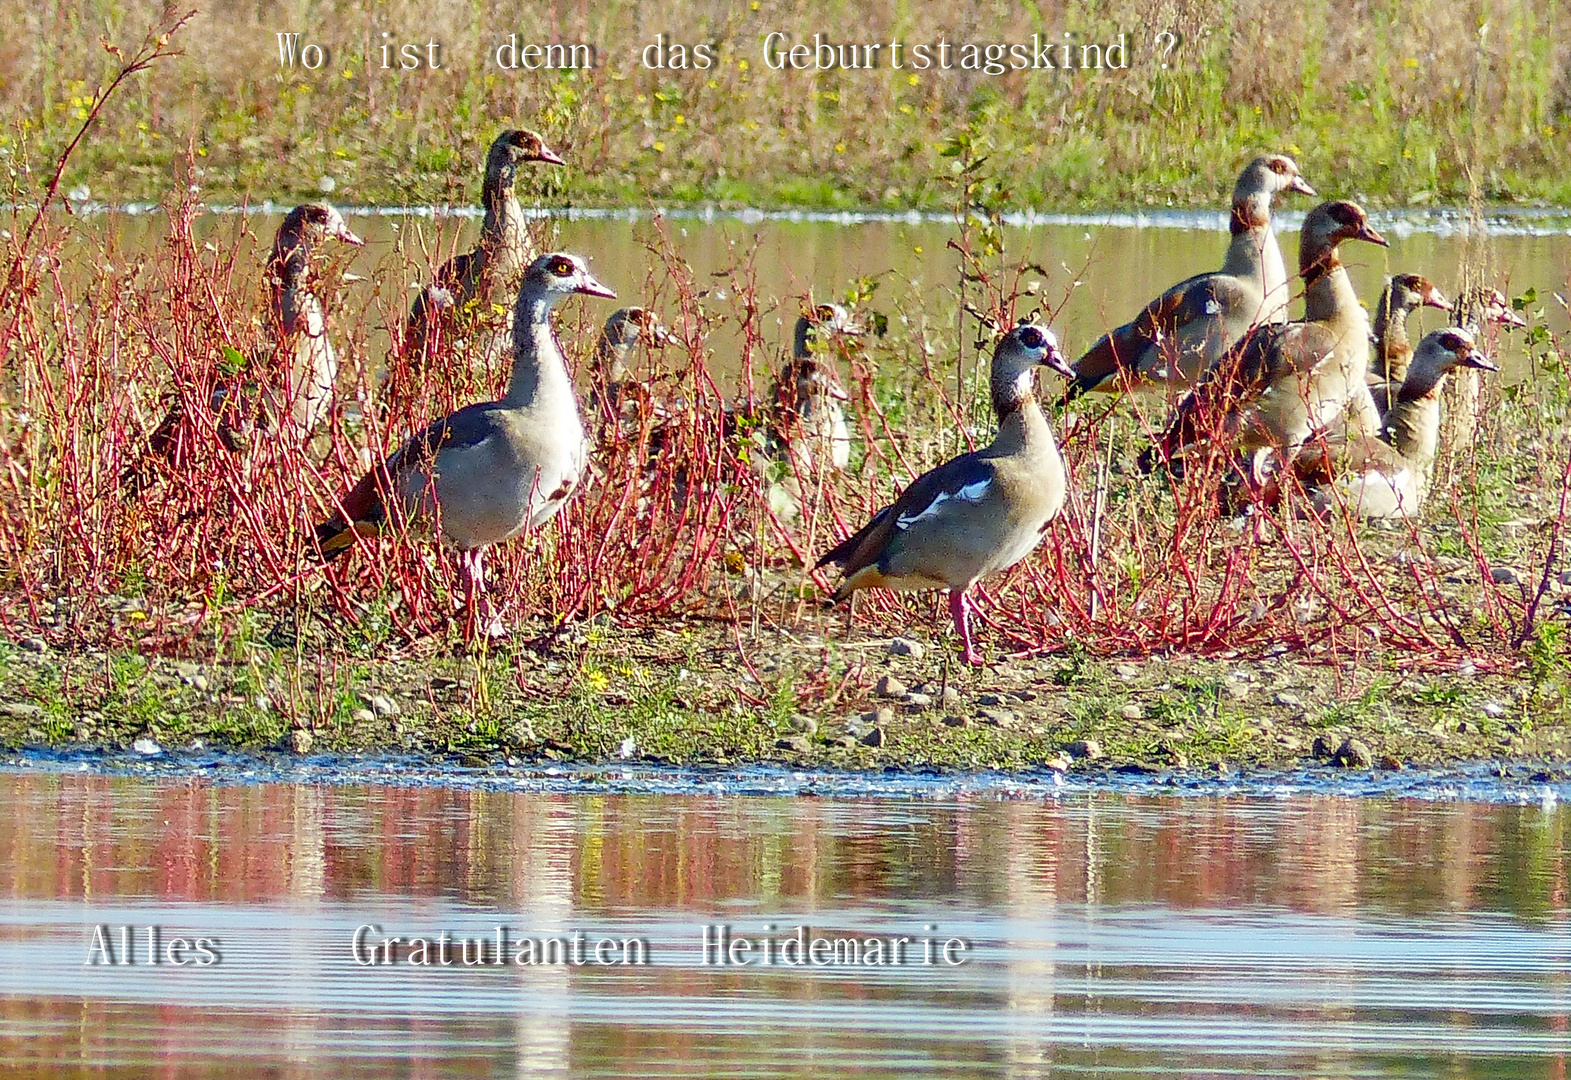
left=0, top=766, right=1566, bottom=1077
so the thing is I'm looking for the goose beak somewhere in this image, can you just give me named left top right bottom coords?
left=1289, top=176, right=1317, bottom=196
left=334, top=222, right=366, bottom=246
left=576, top=273, right=616, bottom=300
left=1425, top=286, right=1452, bottom=311
left=1462, top=348, right=1498, bottom=372
left=1357, top=222, right=1389, bottom=247
left=536, top=146, right=567, bottom=166
left=1041, top=341, right=1077, bottom=382
left=1492, top=306, right=1528, bottom=329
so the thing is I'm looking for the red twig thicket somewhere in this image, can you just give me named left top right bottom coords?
left=1, top=21, right=1566, bottom=671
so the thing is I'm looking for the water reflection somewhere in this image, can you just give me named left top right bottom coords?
left=0, top=774, right=1566, bottom=1076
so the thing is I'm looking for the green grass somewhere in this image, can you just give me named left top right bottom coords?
left=6, top=1, right=1569, bottom=212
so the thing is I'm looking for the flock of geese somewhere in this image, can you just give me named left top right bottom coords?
left=130, top=134, right=1523, bottom=661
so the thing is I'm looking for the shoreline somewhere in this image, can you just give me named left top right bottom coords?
left=2, top=626, right=1566, bottom=775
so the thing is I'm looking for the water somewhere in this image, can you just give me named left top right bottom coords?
left=74, top=203, right=1571, bottom=381
left=0, top=764, right=1566, bottom=1077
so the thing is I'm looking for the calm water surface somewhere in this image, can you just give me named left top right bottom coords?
left=0, top=769, right=1566, bottom=1077
left=79, top=205, right=1571, bottom=382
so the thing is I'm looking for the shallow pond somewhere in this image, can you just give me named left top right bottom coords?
left=0, top=763, right=1567, bottom=1077
left=78, top=203, right=1571, bottom=382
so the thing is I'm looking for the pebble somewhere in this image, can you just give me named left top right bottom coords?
left=1490, top=566, right=1524, bottom=586
left=1114, top=663, right=1140, bottom=679
left=905, top=692, right=934, bottom=709
left=190, top=675, right=209, bottom=693
left=875, top=675, right=908, bottom=698
left=1224, top=682, right=1250, bottom=702
left=788, top=714, right=818, bottom=735
left=369, top=694, right=398, bottom=717
left=0, top=702, right=42, bottom=719
left=351, top=708, right=376, bottom=725
left=1310, top=733, right=1338, bottom=759
left=859, top=727, right=885, bottom=749
left=888, top=637, right=925, bottom=660
left=19, top=638, right=46, bottom=654
left=775, top=735, right=812, bottom=753
left=939, top=687, right=962, bottom=708
left=976, top=693, right=1005, bottom=706
left=1279, top=734, right=1303, bottom=752
left=506, top=719, right=535, bottom=747
left=1045, top=754, right=1072, bottom=773
left=942, top=714, right=971, bottom=728
left=1333, top=737, right=1373, bottom=769
left=1066, top=739, right=1103, bottom=761
left=1377, top=754, right=1406, bottom=770
left=979, top=708, right=1016, bottom=727
left=1120, top=703, right=1144, bottom=720
left=174, top=661, right=200, bottom=679
left=288, top=729, right=314, bottom=755
left=1481, top=701, right=1506, bottom=719
left=1272, top=691, right=1303, bottom=708
left=132, top=737, right=162, bottom=756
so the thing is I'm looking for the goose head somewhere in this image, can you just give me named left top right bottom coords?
left=271, top=204, right=363, bottom=333
left=1401, top=326, right=1497, bottom=400
left=486, top=128, right=566, bottom=191
left=601, top=306, right=669, bottom=352
left=991, top=323, right=1073, bottom=409
left=1467, top=286, right=1528, bottom=330
left=521, top=252, right=616, bottom=309
left=1236, top=154, right=1316, bottom=202
left=597, top=306, right=669, bottom=383
left=1299, top=200, right=1386, bottom=274
left=792, top=302, right=863, bottom=358
left=1388, top=273, right=1451, bottom=316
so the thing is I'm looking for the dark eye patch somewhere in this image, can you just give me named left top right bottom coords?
left=1018, top=327, right=1045, bottom=349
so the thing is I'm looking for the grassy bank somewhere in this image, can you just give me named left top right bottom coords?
left=2, top=1, right=1569, bottom=211
left=2, top=623, right=1567, bottom=772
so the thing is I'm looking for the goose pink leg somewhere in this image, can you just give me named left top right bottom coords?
left=949, top=589, right=982, bottom=666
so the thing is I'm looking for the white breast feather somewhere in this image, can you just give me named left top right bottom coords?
left=896, top=477, right=990, bottom=531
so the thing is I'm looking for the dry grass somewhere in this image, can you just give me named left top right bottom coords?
left=1, top=0, right=1567, bottom=209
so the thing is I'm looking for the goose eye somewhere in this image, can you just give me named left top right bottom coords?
left=1018, top=327, right=1044, bottom=349
left=550, top=258, right=572, bottom=276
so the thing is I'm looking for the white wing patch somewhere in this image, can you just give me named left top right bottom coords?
left=896, top=477, right=991, bottom=530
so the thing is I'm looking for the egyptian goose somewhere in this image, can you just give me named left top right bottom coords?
left=1140, top=201, right=1388, bottom=475
left=316, top=253, right=613, bottom=613
left=590, top=306, right=669, bottom=444
left=764, top=303, right=860, bottom=474
left=396, top=130, right=565, bottom=375
left=816, top=324, right=1075, bottom=666
left=1459, top=286, right=1527, bottom=335
left=1307, top=328, right=1495, bottom=518
left=1066, top=154, right=1314, bottom=398
left=1370, top=274, right=1452, bottom=387
left=128, top=204, right=363, bottom=484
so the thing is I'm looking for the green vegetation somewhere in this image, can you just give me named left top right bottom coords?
left=2, top=1, right=1568, bottom=211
